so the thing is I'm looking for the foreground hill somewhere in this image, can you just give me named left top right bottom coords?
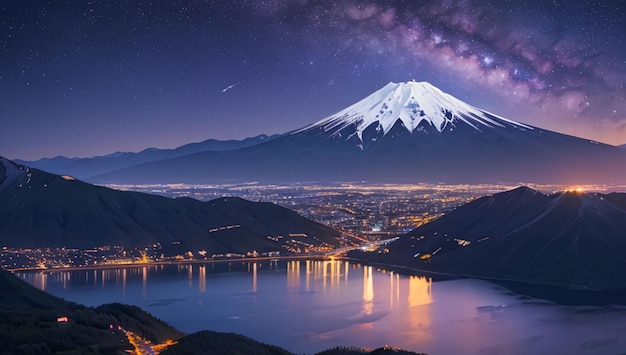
left=0, top=158, right=343, bottom=254
left=1, top=267, right=425, bottom=354
left=162, top=330, right=426, bottom=355
left=0, top=267, right=182, bottom=354
left=90, top=81, right=626, bottom=185
left=353, top=186, right=626, bottom=292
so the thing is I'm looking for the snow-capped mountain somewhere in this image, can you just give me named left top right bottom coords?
left=0, top=157, right=343, bottom=251
left=84, top=81, right=625, bottom=184
left=295, top=81, right=532, bottom=146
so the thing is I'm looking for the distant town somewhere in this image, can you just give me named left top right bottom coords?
left=108, top=182, right=521, bottom=233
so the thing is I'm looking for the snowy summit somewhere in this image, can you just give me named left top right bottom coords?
left=296, top=80, right=532, bottom=143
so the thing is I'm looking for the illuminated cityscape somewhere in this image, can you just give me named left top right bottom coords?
left=4, top=182, right=624, bottom=270
left=107, top=182, right=519, bottom=234
left=0, top=183, right=488, bottom=269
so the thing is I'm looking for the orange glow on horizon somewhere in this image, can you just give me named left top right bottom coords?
left=563, top=186, right=585, bottom=193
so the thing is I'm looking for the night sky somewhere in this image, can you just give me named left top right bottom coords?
left=2, top=0, right=626, bottom=160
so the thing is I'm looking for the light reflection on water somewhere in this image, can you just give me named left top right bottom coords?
left=17, top=260, right=626, bottom=355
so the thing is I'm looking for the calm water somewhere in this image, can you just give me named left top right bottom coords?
left=18, top=260, right=626, bottom=354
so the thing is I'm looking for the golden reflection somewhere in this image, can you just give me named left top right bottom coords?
left=188, top=264, right=193, bottom=288
left=287, top=260, right=301, bottom=288
left=408, top=276, right=432, bottom=307
left=252, top=263, right=257, bottom=293
left=331, top=261, right=336, bottom=287
left=142, top=267, right=148, bottom=299
left=305, top=260, right=311, bottom=291
left=344, top=261, right=349, bottom=283
left=122, top=268, right=127, bottom=296
left=34, top=272, right=47, bottom=291
left=337, top=261, right=343, bottom=286
left=362, top=266, right=374, bottom=316
left=313, top=260, right=322, bottom=280
left=199, top=265, right=206, bottom=293
left=319, top=260, right=344, bottom=291
left=396, top=273, right=400, bottom=305
left=389, top=271, right=395, bottom=308
left=321, top=260, right=328, bottom=290
left=405, top=275, right=433, bottom=343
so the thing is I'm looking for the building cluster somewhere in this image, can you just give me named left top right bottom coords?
left=0, top=245, right=160, bottom=270
left=110, top=182, right=509, bottom=236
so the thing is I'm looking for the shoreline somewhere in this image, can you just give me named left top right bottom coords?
left=6, top=254, right=330, bottom=273
left=11, top=255, right=626, bottom=306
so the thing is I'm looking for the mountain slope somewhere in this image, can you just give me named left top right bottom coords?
left=15, top=134, right=278, bottom=179
left=0, top=267, right=182, bottom=354
left=356, top=186, right=626, bottom=291
left=0, top=158, right=343, bottom=253
left=163, top=331, right=426, bottom=355
left=0, top=267, right=76, bottom=311
left=91, top=81, right=626, bottom=185
left=1, top=268, right=424, bottom=354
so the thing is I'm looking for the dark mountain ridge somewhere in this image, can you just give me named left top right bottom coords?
left=354, top=186, right=626, bottom=293
left=14, top=134, right=278, bottom=180
left=0, top=157, right=342, bottom=254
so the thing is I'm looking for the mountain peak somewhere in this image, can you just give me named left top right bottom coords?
left=295, top=80, right=533, bottom=143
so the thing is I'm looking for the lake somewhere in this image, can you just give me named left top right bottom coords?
left=17, top=259, right=626, bottom=355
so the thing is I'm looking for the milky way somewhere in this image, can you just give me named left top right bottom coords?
left=2, top=0, right=625, bottom=159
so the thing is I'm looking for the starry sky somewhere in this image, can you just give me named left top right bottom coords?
left=2, top=0, right=626, bottom=160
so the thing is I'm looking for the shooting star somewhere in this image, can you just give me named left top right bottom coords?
left=222, top=80, right=244, bottom=93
